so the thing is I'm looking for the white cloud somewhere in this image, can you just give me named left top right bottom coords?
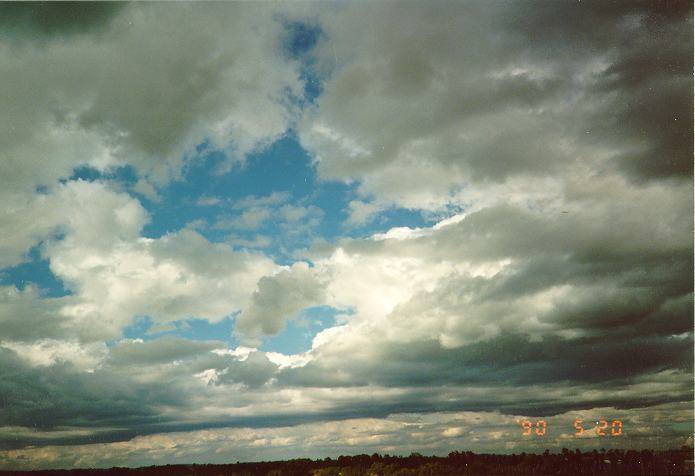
left=132, top=178, right=160, bottom=202
left=51, top=227, right=277, bottom=340
left=345, top=199, right=381, bottom=227
left=233, top=191, right=291, bottom=210
left=228, top=207, right=272, bottom=231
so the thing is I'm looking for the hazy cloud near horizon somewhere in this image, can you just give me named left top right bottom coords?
left=0, top=1, right=692, bottom=469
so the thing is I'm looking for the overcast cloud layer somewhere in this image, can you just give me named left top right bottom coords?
left=0, top=1, right=692, bottom=470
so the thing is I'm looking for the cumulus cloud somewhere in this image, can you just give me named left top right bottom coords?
left=0, top=345, right=174, bottom=449
left=281, top=187, right=692, bottom=387
left=52, top=225, right=277, bottom=341
left=236, top=262, right=327, bottom=343
left=0, top=180, right=279, bottom=342
left=345, top=199, right=381, bottom=227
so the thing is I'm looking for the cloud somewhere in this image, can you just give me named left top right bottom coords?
left=503, top=1, right=693, bottom=181
left=236, top=262, right=327, bottom=343
left=345, top=199, right=381, bottom=227
left=2, top=401, right=693, bottom=470
left=212, top=192, right=320, bottom=228
left=273, top=182, right=692, bottom=396
left=224, top=207, right=273, bottom=231
left=298, top=2, right=692, bottom=212
left=0, top=2, right=691, bottom=468
left=0, top=339, right=106, bottom=371
left=216, top=351, right=278, bottom=388
left=233, top=192, right=292, bottom=210
left=0, top=2, right=125, bottom=40
left=0, top=346, right=175, bottom=448
left=0, top=2, right=303, bottom=265
left=0, top=180, right=275, bottom=343
left=0, top=192, right=65, bottom=269
left=107, top=336, right=224, bottom=367
left=3, top=182, right=682, bottom=455
left=0, top=180, right=274, bottom=341
left=0, top=286, right=69, bottom=342
left=225, top=234, right=273, bottom=250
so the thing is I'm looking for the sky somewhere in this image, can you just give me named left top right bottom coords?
left=0, top=1, right=693, bottom=470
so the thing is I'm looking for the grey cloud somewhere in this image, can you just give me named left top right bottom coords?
left=0, top=287, right=69, bottom=342
left=0, top=330, right=691, bottom=453
left=0, top=2, right=303, bottom=272
left=0, top=347, right=173, bottom=449
left=0, top=339, right=261, bottom=449
left=235, top=263, right=327, bottom=341
left=214, top=207, right=272, bottom=231
left=211, top=195, right=323, bottom=252
left=594, top=73, right=692, bottom=180
left=2, top=402, right=692, bottom=470
left=286, top=190, right=692, bottom=405
left=299, top=1, right=691, bottom=214
left=501, top=0, right=693, bottom=181
left=0, top=3, right=301, bottom=201
left=335, top=201, right=690, bottom=273
left=74, top=3, right=299, bottom=161
left=232, top=192, right=291, bottom=210
left=216, top=351, right=278, bottom=388
left=278, top=331, right=692, bottom=392
left=0, top=2, right=691, bottom=464
left=107, top=336, right=224, bottom=367
left=0, top=2, right=124, bottom=40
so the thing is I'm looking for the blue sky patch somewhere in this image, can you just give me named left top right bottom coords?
left=281, top=20, right=324, bottom=102
left=122, top=315, right=239, bottom=346
left=0, top=245, right=70, bottom=297
left=260, top=305, right=343, bottom=354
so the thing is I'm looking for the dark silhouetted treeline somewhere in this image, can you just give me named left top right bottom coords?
left=2, top=447, right=693, bottom=475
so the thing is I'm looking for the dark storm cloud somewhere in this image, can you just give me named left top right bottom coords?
left=0, top=2, right=124, bottom=40
left=0, top=347, right=172, bottom=450
left=0, top=341, right=250, bottom=449
left=0, top=340, right=281, bottom=449
left=277, top=332, right=692, bottom=391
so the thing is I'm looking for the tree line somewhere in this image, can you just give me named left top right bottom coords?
left=1, top=446, right=692, bottom=476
